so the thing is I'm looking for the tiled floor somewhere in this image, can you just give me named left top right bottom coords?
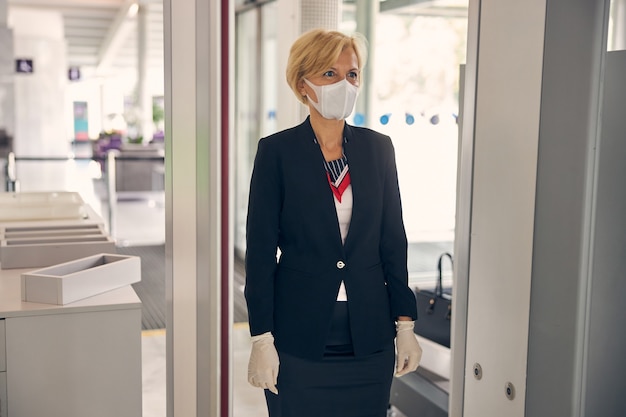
left=140, top=326, right=268, bottom=417
left=141, top=329, right=167, bottom=417
left=231, top=323, right=271, bottom=417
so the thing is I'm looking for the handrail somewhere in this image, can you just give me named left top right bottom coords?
left=3, top=151, right=165, bottom=236
left=105, top=150, right=119, bottom=237
left=10, top=155, right=165, bottom=162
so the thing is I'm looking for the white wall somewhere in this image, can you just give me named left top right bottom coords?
left=65, top=71, right=138, bottom=140
left=0, top=26, right=14, bottom=139
left=8, top=7, right=68, bottom=156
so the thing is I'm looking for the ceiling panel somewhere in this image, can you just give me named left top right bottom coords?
left=7, top=0, right=164, bottom=75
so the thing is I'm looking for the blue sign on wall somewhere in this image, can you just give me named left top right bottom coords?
left=15, top=59, right=34, bottom=73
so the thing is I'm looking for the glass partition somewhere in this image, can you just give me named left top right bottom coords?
left=234, top=0, right=468, bottom=288
left=234, top=1, right=278, bottom=259
left=344, top=1, right=468, bottom=287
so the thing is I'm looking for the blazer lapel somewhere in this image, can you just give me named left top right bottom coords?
left=342, top=124, right=367, bottom=254
left=294, top=119, right=345, bottom=248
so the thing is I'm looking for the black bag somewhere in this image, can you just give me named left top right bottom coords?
left=413, top=252, right=453, bottom=348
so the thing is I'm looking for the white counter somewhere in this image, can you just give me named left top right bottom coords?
left=0, top=264, right=143, bottom=417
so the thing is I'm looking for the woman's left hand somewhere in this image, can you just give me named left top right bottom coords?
left=394, top=321, right=423, bottom=376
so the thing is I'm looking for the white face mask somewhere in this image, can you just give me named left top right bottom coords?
left=304, top=78, right=359, bottom=120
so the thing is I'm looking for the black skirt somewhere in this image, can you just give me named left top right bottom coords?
left=265, top=302, right=395, bottom=417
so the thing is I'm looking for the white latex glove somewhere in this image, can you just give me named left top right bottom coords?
left=395, top=321, right=423, bottom=376
left=247, top=332, right=279, bottom=394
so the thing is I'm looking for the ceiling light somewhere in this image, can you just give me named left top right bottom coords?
left=127, top=3, right=139, bottom=18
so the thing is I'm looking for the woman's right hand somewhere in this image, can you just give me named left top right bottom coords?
left=247, top=332, right=280, bottom=394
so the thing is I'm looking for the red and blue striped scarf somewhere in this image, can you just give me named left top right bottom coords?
left=323, top=154, right=350, bottom=203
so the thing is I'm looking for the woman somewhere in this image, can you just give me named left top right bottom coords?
left=245, top=28, right=422, bottom=417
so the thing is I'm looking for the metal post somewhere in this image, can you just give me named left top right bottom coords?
left=4, top=151, right=19, bottom=192
left=105, top=149, right=119, bottom=237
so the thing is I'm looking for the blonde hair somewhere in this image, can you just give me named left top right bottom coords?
left=286, top=28, right=368, bottom=104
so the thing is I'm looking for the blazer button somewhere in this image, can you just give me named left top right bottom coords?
left=336, top=261, right=346, bottom=269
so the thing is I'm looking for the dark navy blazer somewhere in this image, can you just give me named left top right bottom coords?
left=244, top=116, right=417, bottom=360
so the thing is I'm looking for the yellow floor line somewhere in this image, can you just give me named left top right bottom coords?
left=233, top=321, right=249, bottom=330
left=142, top=328, right=166, bottom=337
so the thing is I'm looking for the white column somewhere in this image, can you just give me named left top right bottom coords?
left=0, top=0, right=14, bottom=141
left=455, top=0, right=611, bottom=416
left=164, top=0, right=230, bottom=416
left=8, top=8, right=69, bottom=157
left=462, top=2, right=546, bottom=414
left=354, top=0, right=377, bottom=127
left=275, top=0, right=301, bottom=130
left=275, top=0, right=342, bottom=130
left=137, top=3, right=153, bottom=142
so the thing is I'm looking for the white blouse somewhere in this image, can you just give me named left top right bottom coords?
left=335, top=184, right=353, bottom=301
